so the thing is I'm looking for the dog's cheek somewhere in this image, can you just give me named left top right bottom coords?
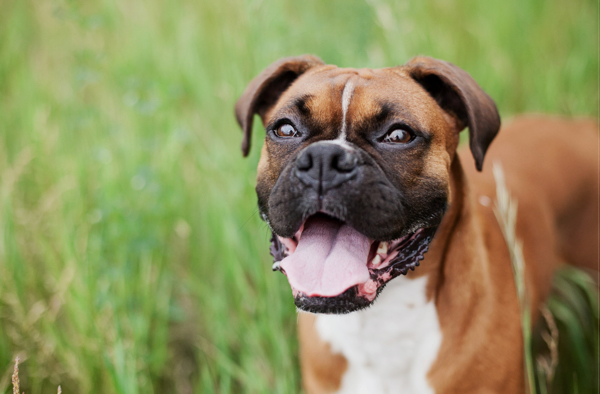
left=256, top=142, right=290, bottom=213
left=402, top=176, right=449, bottom=230
left=255, top=181, right=270, bottom=216
left=342, top=188, right=406, bottom=239
left=409, top=143, right=452, bottom=220
left=256, top=143, right=270, bottom=179
left=365, top=147, right=449, bottom=234
left=256, top=162, right=280, bottom=220
left=264, top=165, right=311, bottom=237
left=318, top=162, right=407, bottom=240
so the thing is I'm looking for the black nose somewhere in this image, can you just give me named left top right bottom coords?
left=295, top=142, right=358, bottom=193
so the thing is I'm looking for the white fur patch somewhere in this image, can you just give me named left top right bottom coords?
left=338, top=79, right=356, bottom=141
left=320, top=139, right=356, bottom=152
left=479, top=195, right=491, bottom=207
left=314, top=276, right=442, bottom=394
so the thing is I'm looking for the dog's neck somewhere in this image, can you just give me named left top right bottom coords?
left=314, top=275, right=443, bottom=394
left=429, top=153, right=494, bottom=293
left=412, top=154, right=472, bottom=297
left=312, top=155, right=488, bottom=394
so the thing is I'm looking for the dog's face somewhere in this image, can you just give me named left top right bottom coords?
left=236, top=56, right=499, bottom=313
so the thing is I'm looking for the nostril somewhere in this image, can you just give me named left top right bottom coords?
left=295, top=143, right=359, bottom=190
left=296, top=152, right=313, bottom=171
left=332, top=152, right=357, bottom=173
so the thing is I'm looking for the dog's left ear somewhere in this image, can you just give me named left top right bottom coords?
left=405, top=57, right=500, bottom=171
left=235, top=55, right=324, bottom=156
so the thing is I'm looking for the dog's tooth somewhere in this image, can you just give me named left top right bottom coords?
left=377, top=241, right=388, bottom=255
left=372, top=255, right=382, bottom=266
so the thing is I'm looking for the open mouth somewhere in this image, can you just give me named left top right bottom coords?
left=270, top=213, right=438, bottom=314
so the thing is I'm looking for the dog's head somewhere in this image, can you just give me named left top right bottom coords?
left=235, top=55, right=500, bottom=313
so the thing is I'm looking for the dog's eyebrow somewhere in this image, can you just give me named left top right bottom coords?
left=370, top=101, right=423, bottom=131
left=374, top=102, right=394, bottom=123
left=267, top=95, right=314, bottom=131
left=287, top=95, right=312, bottom=116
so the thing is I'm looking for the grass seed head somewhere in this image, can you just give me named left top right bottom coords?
left=12, top=357, right=20, bottom=394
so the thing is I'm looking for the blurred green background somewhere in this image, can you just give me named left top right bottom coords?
left=0, top=0, right=597, bottom=393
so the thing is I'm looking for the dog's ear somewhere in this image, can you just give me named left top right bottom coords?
left=405, top=56, right=500, bottom=171
left=235, top=55, right=324, bottom=156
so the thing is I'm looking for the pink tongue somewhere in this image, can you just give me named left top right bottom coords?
left=280, top=216, right=371, bottom=297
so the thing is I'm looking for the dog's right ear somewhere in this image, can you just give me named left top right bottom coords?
left=235, top=55, right=324, bottom=156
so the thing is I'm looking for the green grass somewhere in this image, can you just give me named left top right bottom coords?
left=493, top=163, right=536, bottom=394
left=536, top=267, right=599, bottom=394
left=0, top=0, right=597, bottom=393
left=494, top=164, right=599, bottom=394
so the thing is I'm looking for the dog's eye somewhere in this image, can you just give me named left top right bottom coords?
left=275, top=124, right=301, bottom=138
left=382, top=128, right=413, bottom=144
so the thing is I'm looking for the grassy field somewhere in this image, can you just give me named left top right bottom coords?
left=0, top=0, right=597, bottom=393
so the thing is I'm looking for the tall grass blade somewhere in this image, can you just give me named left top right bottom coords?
left=538, top=266, right=599, bottom=393
left=493, top=163, right=536, bottom=394
left=494, top=163, right=599, bottom=394
left=11, top=357, right=19, bottom=394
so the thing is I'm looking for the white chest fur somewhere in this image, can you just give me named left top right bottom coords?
left=314, top=276, right=442, bottom=394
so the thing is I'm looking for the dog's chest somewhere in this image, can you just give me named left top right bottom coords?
left=314, top=276, right=442, bottom=394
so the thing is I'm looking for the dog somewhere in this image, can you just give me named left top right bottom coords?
left=234, top=55, right=598, bottom=394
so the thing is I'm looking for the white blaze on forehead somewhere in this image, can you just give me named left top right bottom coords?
left=338, top=78, right=356, bottom=141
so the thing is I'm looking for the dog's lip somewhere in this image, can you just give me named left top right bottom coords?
left=276, top=212, right=417, bottom=262
left=281, top=228, right=427, bottom=300
left=278, top=212, right=342, bottom=254
left=286, top=225, right=437, bottom=314
left=271, top=213, right=437, bottom=306
left=278, top=213, right=372, bottom=297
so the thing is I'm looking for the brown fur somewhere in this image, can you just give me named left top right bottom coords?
left=298, top=313, right=348, bottom=394
left=235, top=56, right=599, bottom=393
left=298, top=116, right=598, bottom=393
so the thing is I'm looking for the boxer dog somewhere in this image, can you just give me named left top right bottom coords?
left=234, top=55, right=598, bottom=394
